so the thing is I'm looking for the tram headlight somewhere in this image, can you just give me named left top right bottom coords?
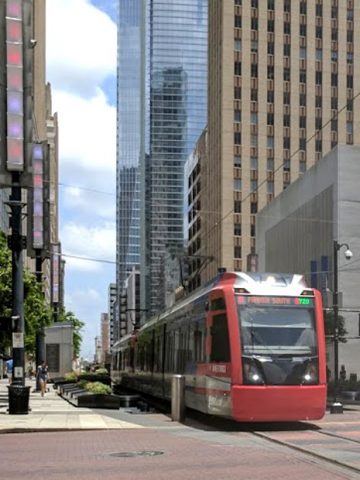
left=302, top=361, right=319, bottom=385
left=243, top=358, right=265, bottom=385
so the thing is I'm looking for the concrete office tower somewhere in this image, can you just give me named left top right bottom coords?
left=117, top=0, right=207, bottom=323
left=100, top=313, right=110, bottom=365
left=202, top=0, right=360, bottom=282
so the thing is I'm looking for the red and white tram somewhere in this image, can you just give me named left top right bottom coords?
left=111, top=272, right=327, bottom=422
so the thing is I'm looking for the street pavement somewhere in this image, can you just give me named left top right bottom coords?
left=1, top=378, right=360, bottom=479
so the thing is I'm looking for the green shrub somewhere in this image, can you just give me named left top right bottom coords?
left=78, top=373, right=111, bottom=385
left=64, top=372, right=77, bottom=382
left=84, top=381, right=112, bottom=395
left=78, top=380, right=88, bottom=389
left=95, top=368, right=108, bottom=375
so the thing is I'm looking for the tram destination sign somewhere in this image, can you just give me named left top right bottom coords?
left=237, top=296, right=314, bottom=307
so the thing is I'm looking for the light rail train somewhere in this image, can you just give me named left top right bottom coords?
left=111, top=272, right=327, bottom=422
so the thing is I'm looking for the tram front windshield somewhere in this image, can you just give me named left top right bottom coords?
left=237, top=295, right=319, bottom=385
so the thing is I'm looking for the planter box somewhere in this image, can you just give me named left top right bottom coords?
left=60, top=387, right=121, bottom=409
left=75, top=393, right=121, bottom=409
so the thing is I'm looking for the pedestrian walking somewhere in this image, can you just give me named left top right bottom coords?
left=5, top=358, right=13, bottom=384
left=37, top=361, right=49, bottom=397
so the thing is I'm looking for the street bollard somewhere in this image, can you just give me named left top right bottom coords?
left=171, top=374, right=185, bottom=422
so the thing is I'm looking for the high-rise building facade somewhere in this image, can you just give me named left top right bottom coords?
left=117, top=0, right=208, bottom=325
left=202, top=0, right=360, bottom=282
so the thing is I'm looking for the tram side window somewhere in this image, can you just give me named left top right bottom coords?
left=210, top=314, right=230, bottom=362
left=194, top=329, right=204, bottom=362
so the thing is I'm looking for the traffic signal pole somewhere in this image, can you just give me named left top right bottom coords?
left=8, top=174, right=26, bottom=386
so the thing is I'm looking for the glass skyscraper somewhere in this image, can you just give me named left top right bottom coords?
left=117, top=0, right=207, bottom=325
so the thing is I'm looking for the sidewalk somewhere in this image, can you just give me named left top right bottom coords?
left=0, top=378, right=144, bottom=432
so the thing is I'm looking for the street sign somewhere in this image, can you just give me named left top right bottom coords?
left=12, top=332, right=24, bottom=348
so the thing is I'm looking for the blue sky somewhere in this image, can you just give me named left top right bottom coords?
left=46, top=0, right=117, bottom=359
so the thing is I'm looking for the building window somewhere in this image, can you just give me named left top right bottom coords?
left=234, top=110, right=241, bottom=122
left=283, top=92, right=290, bottom=104
left=250, top=224, right=256, bottom=237
left=316, top=3, right=322, bottom=16
left=315, top=71, right=322, bottom=85
left=267, top=158, right=274, bottom=171
left=300, top=24, right=306, bottom=36
left=299, top=47, right=306, bottom=59
left=251, top=0, right=258, bottom=7
left=283, top=159, right=290, bottom=172
left=251, top=180, right=258, bottom=193
left=331, top=73, right=338, bottom=86
left=234, top=39, right=242, bottom=51
left=251, top=135, right=257, bottom=146
left=331, top=119, right=337, bottom=131
left=234, top=156, right=241, bottom=167
left=268, top=42, right=274, bottom=54
left=235, top=15, right=242, bottom=28
left=315, top=26, right=322, bottom=39
left=250, top=202, right=257, bottom=214
left=316, top=96, right=322, bottom=108
left=299, top=70, right=307, bottom=83
left=347, top=122, right=353, bottom=135
left=284, top=22, right=291, bottom=34
left=315, top=117, right=322, bottom=130
left=331, top=6, right=337, bottom=19
left=234, top=87, right=241, bottom=99
left=347, top=99, right=353, bottom=111
left=251, top=113, right=258, bottom=124
left=299, top=93, right=306, bottom=106
left=347, top=30, right=353, bottom=43
left=331, top=51, right=338, bottom=62
left=316, top=49, right=323, bottom=61
left=299, top=116, right=306, bottom=128
left=234, top=246, right=242, bottom=259
left=283, top=137, right=290, bottom=149
left=331, top=29, right=338, bottom=41
left=268, top=0, right=274, bottom=10
left=284, top=0, right=291, bottom=12
left=283, top=68, right=291, bottom=81
left=267, top=65, right=274, bottom=79
left=300, top=1, right=307, bottom=14
left=268, top=20, right=274, bottom=32
left=347, top=76, right=353, bottom=89
left=234, top=178, right=242, bottom=191
left=315, top=140, right=322, bottom=152
left=234, top=223, right=242, bottom=236
left=268, top=113, right=274, bottom=125
left=267, top=181, right=274, bottom=194
left=234, top=200, right=241, bottom=213
left=250, top=157, right=258, bottom=169
left=267, top=136, right=274, bottom=148
left=251, top=40, right=258, bottom=53
left=251, top=17, right=258, bottom=30
left=299, top=138, right=306, bottom=150
left=283, top=114, right=290, bottom=127
left=251, top=89, right=258, bottom=101
left=347, top=52, right=353, bottom=64
left=299, top=161, right=306, bottom=173
left=284, top=44, right=291, bottom=57
left=267, top=90, right=274, bottom=103
left=331, top=97, right=337, bottom=109
left=251, top=64, right=258, bottom=77
left=234, top=62, right=242, bottom=76
left=234, top=132, right=241, bottom=145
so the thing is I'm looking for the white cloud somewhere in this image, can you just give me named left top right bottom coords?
left=61, top=222, right=116, bottom=270
left=46, top=0, right=117, bottom=97
left=46, top=1, right=117, bottom=358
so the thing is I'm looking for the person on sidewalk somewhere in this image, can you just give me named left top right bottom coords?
left=36, top=361, right=49, bottom=397
left=5, top=358, right=13, bottom=384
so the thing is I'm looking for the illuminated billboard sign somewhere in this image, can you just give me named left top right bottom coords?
left=237, top=296, right=314, bottom=307
left=6, top=0, right=24, bottom=171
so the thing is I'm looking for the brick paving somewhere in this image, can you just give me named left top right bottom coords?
left=1, top=379, right=360, bottom=479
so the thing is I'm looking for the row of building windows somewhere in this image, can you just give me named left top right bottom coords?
left=235, top=0, right=353, bottom=19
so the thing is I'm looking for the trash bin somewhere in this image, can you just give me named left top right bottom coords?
left=7, top=385, right=31, bottom=414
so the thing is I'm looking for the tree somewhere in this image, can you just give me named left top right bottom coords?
left=0, top=232, right=52, bottom=354
left=324, top=310, right=347, bottom=343
left=57, top=309, right=85, bottom=357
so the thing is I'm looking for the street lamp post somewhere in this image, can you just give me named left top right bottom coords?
left=330, top=240, right=352, bottom=414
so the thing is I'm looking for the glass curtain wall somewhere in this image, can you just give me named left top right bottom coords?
left=117, top=0, right=142, bottom=297
left=141, top=0, right=208, bottom=316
